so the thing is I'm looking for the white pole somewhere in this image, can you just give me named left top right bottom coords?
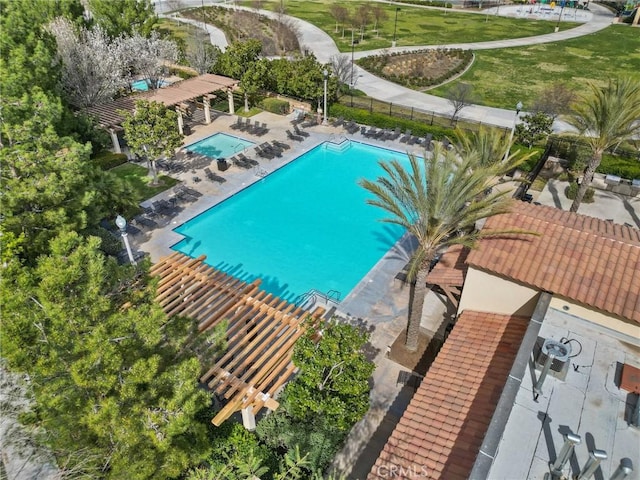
left=504, top=101, right=522, bottom=162
left=322, top=69, right=328, bottom=125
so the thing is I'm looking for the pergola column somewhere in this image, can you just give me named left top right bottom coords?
left=241, top=407, right=256, bottom=430
left=227, top=87, right=235, bottom=115
left=109, top=129, right=122, bottom=154
left=176, top=107, right=184, bottom=135
left=203, top=95, right=212, bottom=124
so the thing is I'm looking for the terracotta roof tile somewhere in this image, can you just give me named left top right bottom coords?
left=426, top=245, right=469, bottom=286
left=467, top=203, right=640, bottom=323
left=367, top=311, right=528, bottom=480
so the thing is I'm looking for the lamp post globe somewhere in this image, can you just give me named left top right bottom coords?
left=322, top=69, right=329, bottom=126
left=115, top=214, right=127, bottom=232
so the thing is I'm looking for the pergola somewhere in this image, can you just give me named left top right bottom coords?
left=425, top=245, right=469, bottom=308
left=150, top=252, right=325, bottom=429
left=85, top=74, right=240, bottom=153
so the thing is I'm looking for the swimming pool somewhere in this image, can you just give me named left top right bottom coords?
left=172, top=141, right=410, bottom=302
left=185, top=132, right=255, bottom=159
left=131, top=79, right=169, bottom=91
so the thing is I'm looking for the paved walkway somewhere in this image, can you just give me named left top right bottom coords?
left=157, top=0, right=615, bottom=130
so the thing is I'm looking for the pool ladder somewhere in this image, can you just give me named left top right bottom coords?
left=294, top=289, right=341, bottom=308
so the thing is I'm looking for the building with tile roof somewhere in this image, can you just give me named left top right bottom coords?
left=367, top=203, right=640, bottom=480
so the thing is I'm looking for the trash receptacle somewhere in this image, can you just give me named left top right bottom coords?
left=217, top=159, right=229, bottom=171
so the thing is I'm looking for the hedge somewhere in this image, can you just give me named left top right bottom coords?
left=93, top=151, right=128, bottom=170
left=329, top=104, right=453, bottom=139
left=596, top=155, right=640, bottom=180
left=260, top=97, right=290, bottom=115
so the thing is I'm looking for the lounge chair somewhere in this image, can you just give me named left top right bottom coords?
left=399, top=129, right=412, bottom=143
left=204, top=167, right=227, bottom=182
left=286, top=129, right=304, bottom=142
left=230, top=116, right=243, bottom=130
left=293, top=124, right=310, bottom=138
left=332, top=116, right=344, bottom=127
left=301, top=117, right=317, bottom=128
left=272, top=140, right=290, bottom=150
left=238, top=153, right=258, bottom=167
left=133, top=214, right=158, bottom=230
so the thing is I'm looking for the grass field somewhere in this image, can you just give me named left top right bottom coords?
left=427, top=24, right=640, bottom=108
left=241, top=0, right=579, bottom=51
left=110, top=163, right=178, bottom=203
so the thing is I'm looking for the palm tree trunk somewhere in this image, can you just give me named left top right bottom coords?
left=569, top=150, right=602, bottom=213
left=405, top=267, right=428, bottom=351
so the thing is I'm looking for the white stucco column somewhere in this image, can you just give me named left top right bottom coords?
left=109, top=129, right=121, bottom=154
left=203, top=96, right=211, bottom=124
left=241, top=407, right=256, bottom=430
left=176, top=107, right=184, bottom=135
left=227, top=88, right=235, bottom=115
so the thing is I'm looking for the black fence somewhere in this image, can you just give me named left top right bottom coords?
left=341, top=93, right=511, bottom=134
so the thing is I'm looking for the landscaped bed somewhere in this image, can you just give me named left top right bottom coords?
left=110, top=163, right=179, bottom=203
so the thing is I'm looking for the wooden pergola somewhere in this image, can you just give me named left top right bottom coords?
left=425, top=245, right=469, bottom=308
left=84, top=74, right=240, bottom=154
left=150, top=252, right=325, bottom=428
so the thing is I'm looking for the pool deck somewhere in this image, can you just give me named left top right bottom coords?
left=131, top=111, right=499, bottom=480
left=134, top=111, right=439, bottom=320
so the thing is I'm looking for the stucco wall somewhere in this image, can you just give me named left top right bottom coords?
left=549, top=297, right=640, bottom=342
left=458, top=268, right=540, bottom=317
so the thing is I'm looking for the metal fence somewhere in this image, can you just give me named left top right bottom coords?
left=341, top=93, right=511, bottom=134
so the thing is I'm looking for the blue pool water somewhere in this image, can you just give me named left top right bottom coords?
left=185, top=133, right=255, bottom=159
left=131, top=79, right=169, bottom=91
left=172, top=141, right=410, bottom=302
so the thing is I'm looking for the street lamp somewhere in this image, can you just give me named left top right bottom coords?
left=504, top=101, right=523, bottom=162
left=115, top=214, right=136, bottom=265
left=322, top=69, right=329, bottom=125
left=392, top=7, right=401, bottom=47
left=555, top=0, right=566, bottom=32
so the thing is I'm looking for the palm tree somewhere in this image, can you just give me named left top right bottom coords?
left=360, top=140, right=527, bottom=351
left=567, top=77, right=640, bottom=213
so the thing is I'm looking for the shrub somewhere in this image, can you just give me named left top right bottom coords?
left=92, top=151, right=128, bottom=170
left=330, top=104, right=453, bottom=139
left=565, top=182, right=595, bottom=203
left=596, top=154, right=640, bottom=179
left=260, top=97, right=290, bottom=115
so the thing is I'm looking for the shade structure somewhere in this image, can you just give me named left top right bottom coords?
left=150, top=252, right=325, bottom=426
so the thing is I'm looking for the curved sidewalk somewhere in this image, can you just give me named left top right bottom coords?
left=288, top=2, right=613, bottom=130
left=157, top=0, right=614, bottom=130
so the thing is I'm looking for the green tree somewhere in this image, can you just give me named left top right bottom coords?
left=1, top=232, right=213, bottom=478
left=120, top=100, right=184, bottom=185
left=257, top=319, right=373, bottom=473
left=567, top=77, right=640, bottom=213
left=286, top=320, right=374, bottom=430
left=515, top=111, right=553, bottom=148
left=241, top=58, right=269, bottom=112
left=1, top=91, right=135, bottom=264
left=88, top=0, right=157, bottom=38
left=215, top=39, right=263, bottom=112
left=360, top=140, right=528, bottom=351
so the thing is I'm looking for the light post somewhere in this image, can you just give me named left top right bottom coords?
left=115, top=214, right=136, bottom=265
left=554, top=0, right=566, bottom=32
left=350, top=29, right=356, bottom=87
left=322, top=69, right=329, bottom=125
left=392, top=7, right=401, bottom=47
left=504, top=101, right=523, bottom=162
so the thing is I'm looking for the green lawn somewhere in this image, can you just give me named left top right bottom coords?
left=110, top=163, right=179, bottom=203
left=244, top=0, right=579, bottom=51
left=427, top=25, right=640, bottom=108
